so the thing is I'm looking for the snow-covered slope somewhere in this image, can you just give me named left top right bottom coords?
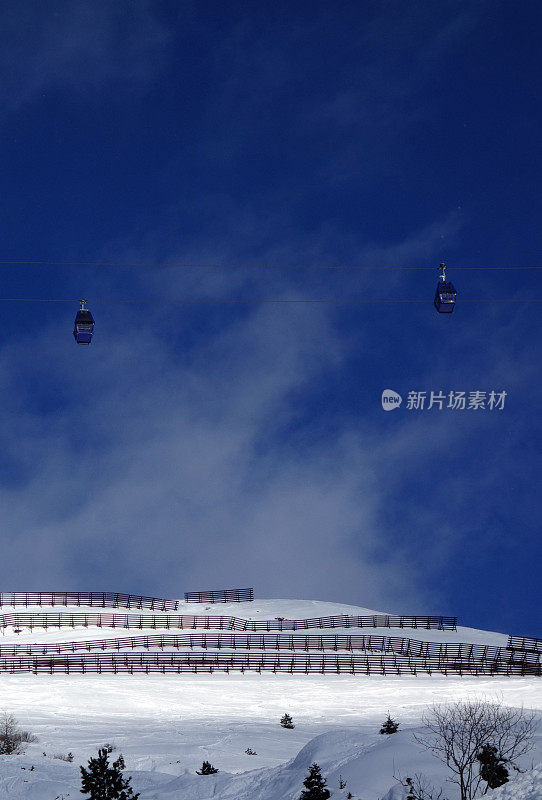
left=490, top=765, right=542, bottom=800
left=0, top=594, right=539, bottom=799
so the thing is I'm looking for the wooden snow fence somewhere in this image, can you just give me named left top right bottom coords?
left=0, top=611, right=457, bottom=633
left=0, top=632, right=539, bottom=666
left=0, top=599, right=537, bottom=676
left=184, top=588, right=254, bottom=603
left=507, top=635, right=542, bottom=654
left=0, top=650, right=538, bottom=676
left=0, top=592, right=178, bottom=611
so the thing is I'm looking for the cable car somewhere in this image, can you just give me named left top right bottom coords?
left=73, top=301, right=95, bottom=344
left=434, top=262, right=457, bottom=313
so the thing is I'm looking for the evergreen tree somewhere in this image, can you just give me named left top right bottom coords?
left=476, top=744, right=509, bottom=789
left=379, top=714, right=399, bottom=735
left=280, top=713, right=295, bottom=729
left=299, top=763, right=331, bottom=800
left=80, top=748, right=139, bottom=800
left=196, top=760, right=219, bottom=774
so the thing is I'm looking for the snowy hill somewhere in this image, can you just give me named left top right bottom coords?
left=0, top=592, right=539, bottom=799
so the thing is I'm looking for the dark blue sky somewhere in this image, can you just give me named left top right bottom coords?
left=0, top=1, right=540, bottom=637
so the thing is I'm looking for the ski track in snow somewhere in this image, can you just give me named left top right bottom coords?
left=0, top=596, right=539, bottom=799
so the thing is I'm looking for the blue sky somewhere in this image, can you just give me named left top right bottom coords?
left=0, top=1, right=540, bottom=637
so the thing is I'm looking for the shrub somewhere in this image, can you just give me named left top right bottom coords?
left=0, top=712, right=36, bottom=755
left=54, top=752, right=74, bottom=762
left=196, top=760, right=218, bottom=774
left=477, top=744, right=509, bottom=789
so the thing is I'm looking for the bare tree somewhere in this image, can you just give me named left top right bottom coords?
left=414, top=700, right=537, bottom=800
left=393, top=771, right=448, bottom=800
left=0, top=712, right=37, bottom=755
left=0, top=712, right=23, bottom=754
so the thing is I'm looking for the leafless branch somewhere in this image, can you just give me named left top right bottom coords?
left=413, top=699, right=538, bottom=800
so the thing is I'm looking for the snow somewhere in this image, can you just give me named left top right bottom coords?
left=490, top=766, right=542, bottom=800
left=0, top=595, right=539, bottom=799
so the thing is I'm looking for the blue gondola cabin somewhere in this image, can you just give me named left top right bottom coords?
left=434, top=281, right=457, bottom=313
left=73, top=306, right=95, bottom=344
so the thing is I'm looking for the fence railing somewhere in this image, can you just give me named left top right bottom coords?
left=507, top=635, right=542, bottom=654
left=0, top=592, right=178, bottom=611
left=0, top=612, right=456, bottom=632
left=0, top=589, right=254, bottom=608
left=184, top=589, right=254, bottom=603
left=0, top=650, right=538, bottom=676
left=0, top=632, right=538, bottom=665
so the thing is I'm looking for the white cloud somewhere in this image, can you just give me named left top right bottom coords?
left=0, top=291, right=435, bottom=612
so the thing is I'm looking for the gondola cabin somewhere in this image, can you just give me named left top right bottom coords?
left=73, top=304, right=95, bottom=344
left=434, top=280, right=457, bottom=313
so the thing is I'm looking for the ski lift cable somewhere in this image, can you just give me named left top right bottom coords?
left=0, top=297, right=541, bottom=304
left=0, top=260, right=542, bottom=271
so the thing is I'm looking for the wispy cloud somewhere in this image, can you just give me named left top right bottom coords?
left=0, top=280, right=437, bottom=611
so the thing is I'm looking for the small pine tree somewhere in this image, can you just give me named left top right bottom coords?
left=196, top=760, right=219, bottom=775
left=338, top=775, right=347, bottom=789
left=280, top=713, right=295, bottom=729
left=80, top=748, right=139, bottom=799
left=300, top=762, right=331, bottom=800
left=477, top=744, right=509, bottom=789
left=379, top=714, right=399, bottom=735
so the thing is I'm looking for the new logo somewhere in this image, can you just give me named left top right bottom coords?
left=381, top=389, right=402, bottom=411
